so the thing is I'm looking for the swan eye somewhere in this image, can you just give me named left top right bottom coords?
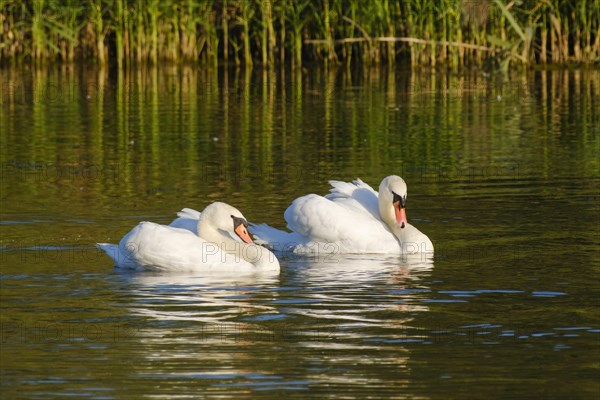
left=231, top=215, right=249, bottom=229
left=392, top=192, right=406, bottom=208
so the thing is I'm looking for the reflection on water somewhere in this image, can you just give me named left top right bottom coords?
left=123, top=270, right=281, bottom=323
left=1, top=66, right=599, bottom=398
left=1, top=66, right=598, bottom=233
left=108, top=255, right=434, bottom=397
left=120, top=254, right=432, bottom=344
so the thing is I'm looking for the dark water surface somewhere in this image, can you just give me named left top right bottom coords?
left=1, top=66, right=599, bottom=399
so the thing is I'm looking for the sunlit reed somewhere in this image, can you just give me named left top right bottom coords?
left=0, top=0, right=598, bottom=68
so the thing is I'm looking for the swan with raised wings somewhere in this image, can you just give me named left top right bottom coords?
left=250, top=176, right=433, bottom=254
left=97, top=202, right=280, bottom=272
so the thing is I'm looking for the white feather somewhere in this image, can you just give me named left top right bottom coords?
left=249, top=176, right=434, bottom=255
left=97, top=204, right=280, bottom=272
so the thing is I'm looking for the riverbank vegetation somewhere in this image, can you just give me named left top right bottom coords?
left=1, top=0, right=598, bottom=69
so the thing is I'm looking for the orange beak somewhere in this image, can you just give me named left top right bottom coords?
left=393, top=201, right=407, bottom=229
left=234, top=223, right=253, bottom=244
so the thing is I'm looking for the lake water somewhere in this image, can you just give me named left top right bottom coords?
left=1, top=65, right=599, bottom=399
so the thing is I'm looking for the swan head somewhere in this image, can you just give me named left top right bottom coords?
left=197, top=202, right=253, bottom=244
left=378, top=175, right=408, bottom=229
left=197, top=202, right=280, bottom=270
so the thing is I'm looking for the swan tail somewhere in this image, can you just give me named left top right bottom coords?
left=96, top=242, right=139, bottom=269
left=96, top=243, right=120, bottom=264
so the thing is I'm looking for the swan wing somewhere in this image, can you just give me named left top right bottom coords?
left=325, top=178, right=381, bottom=221
left=116, top=222, right=252, bottom=271
left=284, top=194, right=399, bottom=253
left=177, top=208, right=202, bottom=219
left=168, top=208, right=201, bottom=234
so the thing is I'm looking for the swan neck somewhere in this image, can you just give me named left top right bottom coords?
left=378, top=192, right=396, bottom=230
left=378, top=193, right=407, bottom=247
left=198, top=220, right=236, bottom=249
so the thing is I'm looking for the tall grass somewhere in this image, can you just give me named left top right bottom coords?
left=0, top=0, right=598, bottom=68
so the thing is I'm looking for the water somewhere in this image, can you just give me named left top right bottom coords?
left=1, top=66, right=599, bottom=399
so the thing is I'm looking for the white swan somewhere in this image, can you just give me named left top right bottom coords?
left=250, top=176, right=433, bottom=254
left=96, top=202, right=280, bottom=272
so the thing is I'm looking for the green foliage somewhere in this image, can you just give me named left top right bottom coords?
left=0, top=0, right=598, bottom=67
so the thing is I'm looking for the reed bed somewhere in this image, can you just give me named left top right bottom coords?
left=1, top=0, right=598, bottom=68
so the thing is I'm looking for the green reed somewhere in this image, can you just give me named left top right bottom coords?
left=0, top=0, right=598, bottom=68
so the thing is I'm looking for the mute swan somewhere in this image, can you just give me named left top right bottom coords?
left=249, top=176, right=433, bottom=254
left=96, top=202, right=280, bottom=272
